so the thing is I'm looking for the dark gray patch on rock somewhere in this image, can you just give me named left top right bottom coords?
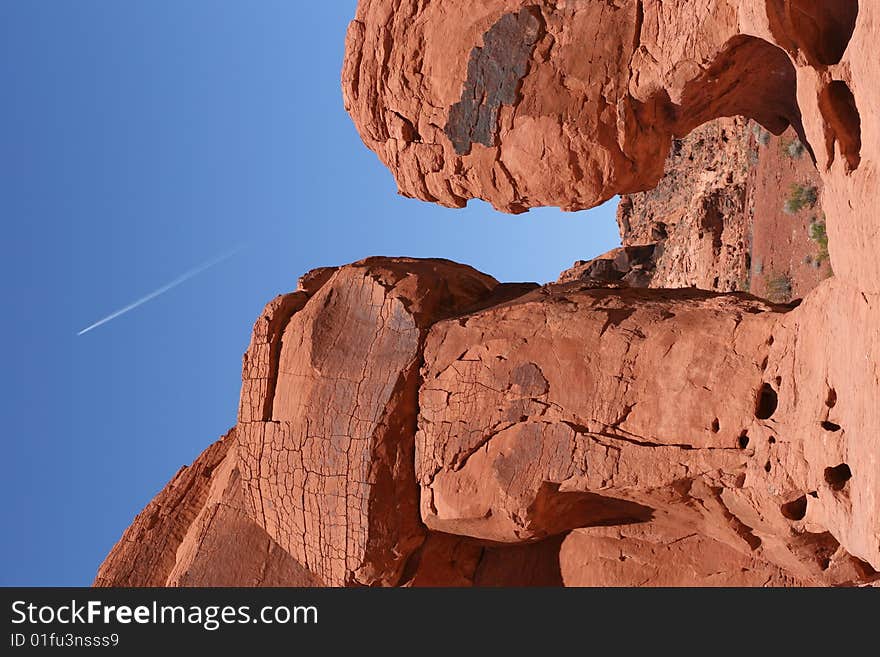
left=445, top=7, right=545, bottom=155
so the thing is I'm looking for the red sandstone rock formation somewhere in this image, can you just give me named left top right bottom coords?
left=558, top=116, right=830, bottom=298
left=93, top=430, right=319, bottom=587
left=96, top=1, right=879, bottom=587
left=236, top=258, right=502, bottom=586
left=343, top=0, right=877, bottom=292
left=570, top=118, right=756, bottom=293
left=342, top=1, right=801, bottom=212
left=95, top=258, right=879, bottom=587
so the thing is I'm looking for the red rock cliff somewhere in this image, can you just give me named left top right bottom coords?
left=96, top=1, right=879, bottom=587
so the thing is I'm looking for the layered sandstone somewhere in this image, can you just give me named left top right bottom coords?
left=608, top=118, right=755, bottom=293
left=96, top=1, right=879, bottom=587
left=235, top=258, right=501, bottom=586
left=93, top=430, right=318, bottom=587
left=96, top=258, right=879, bottom=587
left=558, top=115, right=829, bottom=299
left=342, top=0, right=877, bottom=292
left=342, top=1, right=804, bottom=213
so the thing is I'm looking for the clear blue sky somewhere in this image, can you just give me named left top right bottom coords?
left=1, top=1, right=619, bottom=585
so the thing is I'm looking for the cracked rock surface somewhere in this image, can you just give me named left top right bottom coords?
left=96, top=1, right=879, bottom=587
left=95, top=258, right=880, bottom=587
left=343, top=0, right=879, bottom=293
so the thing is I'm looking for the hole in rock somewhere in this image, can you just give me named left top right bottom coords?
left=821, top=420, right=841, bottom=432
left=711, top=418, right=721, bottom=433
left=825, top=387, right=837, bottom=408
left=526, top=483, right=654, bottom=537
left=755, top=383, right=778, bottom=419
left=805, top=531, right=840, bottom=571
left=471, top=534, right=566, bottom=587
left=402, top=533, right=568, bottom=587
left=819, top=81, right=862, bottom=171
left=737, top=432, right=750, bottom=449
left=791, top=0, right=859, bottom=66
left=787, top=530, right=844, bottom=573
left=852, top=557, right=879, bottom=579
left=769, top=436, right=777, bottom=444
left=781, top=495, right=808, bottom=521
left=765, top=461, right=772, bottom=473
left=824, top=464, right=852, bottom=491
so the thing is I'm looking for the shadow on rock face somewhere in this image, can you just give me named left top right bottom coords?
left=766, top=0, right=859, bottom=66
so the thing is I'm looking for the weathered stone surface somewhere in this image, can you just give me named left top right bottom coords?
left=95, top=430, right=316, bottom=587
left=445, top=7, right=545, bottom=155
left=343, top=1, right=800, bottom=213
left=164, top=442, right=321, bottom=587
left=560, top=525, right=808, bottom=587
left=237, top=258, right=499, bottom=587
left=343, top=0, right=879, bottom=294
left=416, top=285, right=777, bottom=542
left=96, top=252, right=880, bottom=587
left=413, top=276, right=879, bottom=582
left=419, top=289, right=813, bottom=583
left=95, top=2, right=880, bottom=588
left=765, top=278, right=880, bottom=571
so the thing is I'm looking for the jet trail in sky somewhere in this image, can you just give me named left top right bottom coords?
left=76, top=245, right=244, bottom=336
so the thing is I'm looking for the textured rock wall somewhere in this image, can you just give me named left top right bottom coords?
left=96, top=1, right=880, bottom=587
left=96, top=258, right=880, bottom=587
left=620, top=118, right=754, bottom=292
left=342, top=0, right=801, bottom=213
left=558, top=117, right=756, bottom=292
left=93, top=431, right=318, bottom=587
left=343, top=0, right=879, bottom=293
left=236, top=258, right=501, bottom=586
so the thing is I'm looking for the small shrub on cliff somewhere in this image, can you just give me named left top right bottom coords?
left=808, top=217, right=830, bottom=264
left=747, top=149, right=760, bottom=169
left=765, top=272, right=793, bottom=303
left=784, top=184, right=819, bottom=214
left=751, top=122, right=771, bottom=146
left=782, top=138, right=806, bottom=159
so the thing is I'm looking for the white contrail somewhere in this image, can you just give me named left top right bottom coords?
left=77, top=245, right=245, bottom=336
